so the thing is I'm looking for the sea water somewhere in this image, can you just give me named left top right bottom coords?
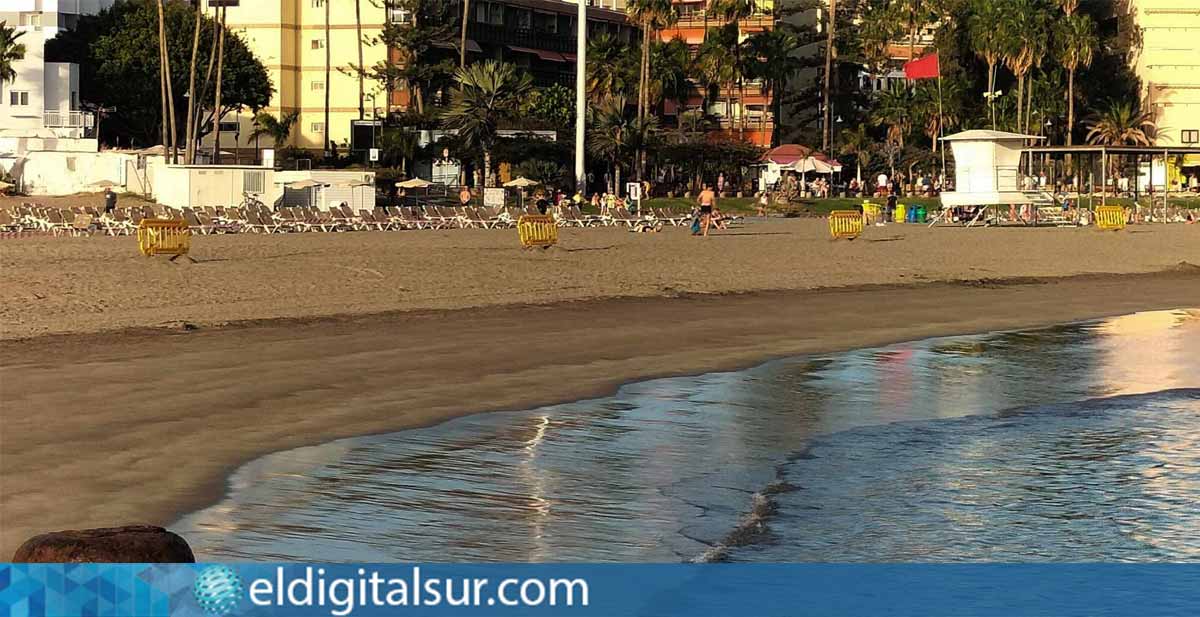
left=176, top=310, right=1200, bottom=562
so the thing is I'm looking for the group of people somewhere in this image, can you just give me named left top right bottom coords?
left=855, top=171, right=944, bottom=198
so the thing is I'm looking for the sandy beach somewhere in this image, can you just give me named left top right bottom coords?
left=1, top=218, right=1199, bottom=556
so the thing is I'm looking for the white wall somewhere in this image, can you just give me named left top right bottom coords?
left=150, top=164, right=282, bottom=210
left=0, top=150, right=133, bottom=195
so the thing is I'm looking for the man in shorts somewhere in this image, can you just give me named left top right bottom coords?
left=697, top=183, right=717, bottom=236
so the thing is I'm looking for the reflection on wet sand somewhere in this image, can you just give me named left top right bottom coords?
left=176, top=310, right=1200, bottom=562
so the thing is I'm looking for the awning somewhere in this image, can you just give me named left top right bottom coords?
left=433, top=39, right=482, bottom=53
left=507, top=46, right=565, bottom=62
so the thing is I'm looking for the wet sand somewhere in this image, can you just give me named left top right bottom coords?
left=1, top=219, right=1199, bottom=556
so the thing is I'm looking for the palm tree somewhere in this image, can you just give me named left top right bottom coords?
left=184, top=5, right=203, bottom=164
left=695, top=25, right=737, bottom=133
left=586, top=34, right=635, bottom=104
left=968, top=0, right=1007, bottom=129
left=708, top=0, right=757, bottom=137
left=1085, top=101, right=1157, bottom=147
left=588, top=96, right=636, bottom=196
left=872, top=87, right=913, bottom=149
left=156, top=0, right=177, bottom=163
left=211, top=6, right=226, bottom=162
left=746, top=27, right=800, bottom=147
left=0, top=21, right=27, bottom=84
left=838, top=124, right=873, bottom=184
left=650, top=36, right=693, bottom=119
left=913, top=78, right=962, bottom=152
left=460, top=0, right=470, bottom=69
left=628, top=0, right=677, bottom=182
left=441, top=61, right=532, bottom=188
left=1056, top=13, right=1096, bottom=149
left=1001, top=0, right=1048, bottom=135
left=249, top=111, right=300, bottom=148
left=818, top=0, right=838, bottom=152
left=898, top=0, right=927, bottom=62
left=628, top=0, right=677, bottom=125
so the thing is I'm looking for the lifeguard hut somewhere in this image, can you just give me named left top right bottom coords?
left=939, top=130, right=1045, bottom=222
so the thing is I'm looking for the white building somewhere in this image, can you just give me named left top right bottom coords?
left=0, top=0, right=114, bottom=152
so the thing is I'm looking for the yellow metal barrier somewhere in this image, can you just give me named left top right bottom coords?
left=828, top=210, right=865, bottom=240
left=861, top=202, right=882, bottom=225
left=518, top=215, right=559, bottom=249
left=137, top=218, right=193, bottom=259
left=1095, top=206, right=1127, bottom=231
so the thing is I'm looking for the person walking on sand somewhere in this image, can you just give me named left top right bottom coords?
left=103, top=187, right=117, bottom=215
left=696, top=183, right=717, bottom=236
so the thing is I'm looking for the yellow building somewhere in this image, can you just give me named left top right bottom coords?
left=199, top=0, right=389, bottom=159
left=1129, top=0, right=1200, bottom=147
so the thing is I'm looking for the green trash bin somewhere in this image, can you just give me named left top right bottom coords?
left=916, top=205, right=927, bottom=223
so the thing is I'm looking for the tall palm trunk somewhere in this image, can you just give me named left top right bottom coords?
left=734, top=18, right=745, bottom=139
left=195, top=15, right=219, bottom=154
left=822, top=0, right=837, bottom=152
left=637, top=23, right=650, bottom=183
left=324, top=0, right=331, bottom=156
left=184, top=5, right=202, bottom=164
left=356, top=0, right=364, bottom=120
left=211, top=7, right=225, bottom=163
left=1066, top=67, right=1075, bottom=172
left=157, top=0, right=169, bottom=157
left=460, top=0, right=470, bottom=69
left=157, top=0, right=177, bottom=162
left=1015, top=74, right=1024, bottom=134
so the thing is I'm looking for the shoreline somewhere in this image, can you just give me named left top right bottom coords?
left=2, top=269, right=1199, bottom=556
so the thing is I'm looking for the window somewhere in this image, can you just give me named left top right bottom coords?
left=388, top=7, right=412, bottom=23
left=71, top=91, right=78, bottom=110
left=9, top=91, right=29, bottom=106
left=66, top=157, right=76, bottom=172
left=244, top=171, right=266, bottom=194
left=311, top=38, right=325, bottom=50
left=474, top=2, right=503, bottom=25
left=311, top=0, right=324, bottom=7
left=219, top=121, right=239, bottom=132
left=1183, top=130, right=1200, bottom=144
left=311, top=81, right=325, bottom=91
left=21, top=13, right=42, bottom=27
left=311, top=122, right=325, bottom=133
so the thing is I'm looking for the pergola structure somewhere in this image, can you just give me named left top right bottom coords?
left=1021, top=145, right=1200, bottom=222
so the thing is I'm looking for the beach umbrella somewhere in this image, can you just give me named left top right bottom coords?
left=287, top=179, right=324, bottom=190
left=503, top=177, right=539, bottom=188
left=397, top=178, right=433, bottom=189
left=89, top=179, right=119, bottom=189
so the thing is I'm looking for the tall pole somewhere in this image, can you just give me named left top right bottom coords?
left=822, top=0, right=837, bottom=153
left=937, top=71, right=946, bottom=185
left=575, top=0, right=586, bottom=196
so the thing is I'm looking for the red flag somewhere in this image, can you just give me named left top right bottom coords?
left=903, top=53, right=940, bottom=80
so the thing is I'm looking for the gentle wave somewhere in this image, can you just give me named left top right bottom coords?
left=175, top=310, right=1200, bottom=562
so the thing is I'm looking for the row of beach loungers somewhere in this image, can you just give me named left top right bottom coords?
left=0, top=203, right=719, bottom=237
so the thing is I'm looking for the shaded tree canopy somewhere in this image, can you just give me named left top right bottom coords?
left=46, top=0, right=272, bottom=147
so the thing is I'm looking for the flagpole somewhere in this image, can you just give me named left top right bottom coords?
left=937, top=68, right=946, bottom=188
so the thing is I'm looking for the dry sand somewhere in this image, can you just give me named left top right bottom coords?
left=2, top=218, right=1199, bottom=339
left=1, top=218, right=1199, bottom=557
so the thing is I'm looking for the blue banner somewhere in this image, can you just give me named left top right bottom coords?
left=2, top=563, right=1199, bottom=617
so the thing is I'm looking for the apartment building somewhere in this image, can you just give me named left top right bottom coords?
left=658, top=0, right=776, bottom=147
left=201, top=0, right=633, bottom=158
left=197, top=0, right=390, bottom=157
left=0, top=0, right=112, bottom=152
left=1128, top=0, right=1200, bottom=147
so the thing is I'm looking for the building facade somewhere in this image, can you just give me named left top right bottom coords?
left=1128, top=0, right=1200, bottom=147
left=202, top=0, right=634, bottom=160
left=658, top=0, right=776, bottom=147
left=198, top=0, right=390, bottom=158
left=0, top=0, right=110, bottom=152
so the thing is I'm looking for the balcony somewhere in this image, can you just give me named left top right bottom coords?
left=467, top=22, right=576, bottom=54
left=43, top=110, right=96, bottom=138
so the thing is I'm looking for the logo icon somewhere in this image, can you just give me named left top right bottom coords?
left=193, top=565, right=244, bottom=616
